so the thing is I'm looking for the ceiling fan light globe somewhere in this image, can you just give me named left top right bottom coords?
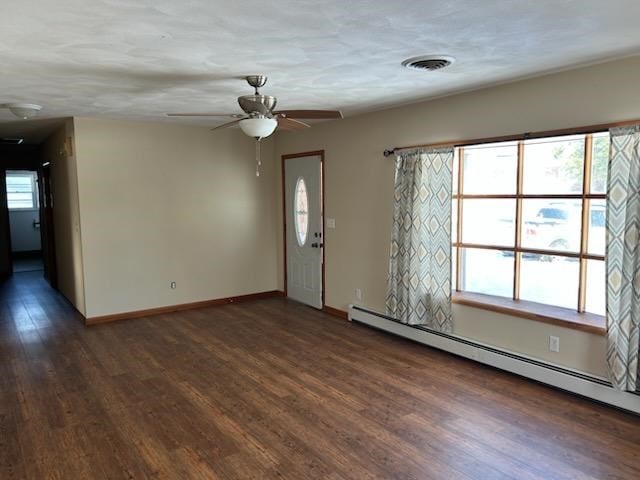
left=239, top=117, right=277, bottom=139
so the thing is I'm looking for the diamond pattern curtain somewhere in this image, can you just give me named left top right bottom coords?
left=607, top=126, right=640, bottom=391
left=386, top=147, right=453, bottom=331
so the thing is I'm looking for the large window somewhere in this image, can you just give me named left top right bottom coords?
left=6, top=171, right=39, bottom=210
left=452, top=132, right=608, bottom=317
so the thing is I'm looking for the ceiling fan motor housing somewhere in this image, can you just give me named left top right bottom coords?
left=237, top=94, right=277, bottom=116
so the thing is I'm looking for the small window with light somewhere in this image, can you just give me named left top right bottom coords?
left=6, top=171, right=39, bottom=210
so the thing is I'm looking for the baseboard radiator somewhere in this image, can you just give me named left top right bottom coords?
left=348, top=305, right=640, bottom=415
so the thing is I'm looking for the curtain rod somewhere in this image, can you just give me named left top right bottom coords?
left=383, top=118, right=640, bottom=157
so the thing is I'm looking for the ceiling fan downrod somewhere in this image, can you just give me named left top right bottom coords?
left=246, top=75, right=268, bottom=95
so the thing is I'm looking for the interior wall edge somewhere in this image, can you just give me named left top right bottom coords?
left=68, top=117, right=87, bottom=315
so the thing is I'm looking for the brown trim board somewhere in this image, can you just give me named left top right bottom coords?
left=322, top=305, right=349, bottom=320
left=385, top=117, right=640, bottom=156
left=452, top=291, right=606, bottom=335
left=86, top=290, right=285, bottom=326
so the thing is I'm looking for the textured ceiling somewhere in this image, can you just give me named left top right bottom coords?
left=2, top=0, right=640, bottom=133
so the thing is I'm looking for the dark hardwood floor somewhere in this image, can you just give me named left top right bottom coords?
left=1, top=272, right=639, bottom=479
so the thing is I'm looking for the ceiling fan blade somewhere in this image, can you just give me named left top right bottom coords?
left=211, top=119, right=242, bottom=131
left=166, top=113, right=242, bottom=117
left=273, top=109, right=342, bottom=119
left=277, top=117, right=310, bottom=131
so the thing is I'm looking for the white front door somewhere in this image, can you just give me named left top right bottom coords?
left=285, top=154, right=323, bottom=309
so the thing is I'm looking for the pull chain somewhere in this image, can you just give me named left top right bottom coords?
left=255, top=137, right=262, bottom=177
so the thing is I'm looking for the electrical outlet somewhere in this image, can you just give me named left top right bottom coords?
left=549, top=335, right=560, bottom=353
left=170, top=281, right=177, bottom=289
left=355, top=288, right=362, bottom=301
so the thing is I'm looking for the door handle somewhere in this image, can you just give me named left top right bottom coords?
left=33, top=220, right=40, bottom=229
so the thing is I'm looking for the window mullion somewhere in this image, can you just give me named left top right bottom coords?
left=456, top=148, right=464, bottom=291
left=578, top=134, right=593, bottom=312
left=513, top=141, right=524, bottom=300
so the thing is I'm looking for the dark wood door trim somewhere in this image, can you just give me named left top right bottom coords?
left=281, top=150, right=325, bottom=308
left=38, top=165, right=57, bottom=288
left=0, top=169, right=13, bottom=277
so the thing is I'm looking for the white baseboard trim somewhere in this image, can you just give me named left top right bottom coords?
left=348, top=305, right=640, bottom=415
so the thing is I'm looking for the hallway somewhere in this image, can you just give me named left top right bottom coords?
left=11, top=255, right=44, bottom=273
left=0, top=271, right=73, bottom=324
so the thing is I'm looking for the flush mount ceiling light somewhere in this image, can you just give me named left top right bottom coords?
left=1, top=103, right=42, bottom=119
left=401, top=55, right=456, bottom=71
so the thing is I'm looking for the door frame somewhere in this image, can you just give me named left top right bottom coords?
left=0, top=146, right=54, bottom=281
left=0, top=166, right=56, bottom=284
left=281, top=150, right=325, bottom=308
left=0, top=169, right=12, bottom=277
left=37, top=164, right=57, bottom=288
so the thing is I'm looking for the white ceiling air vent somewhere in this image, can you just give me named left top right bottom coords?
left=402, top=55, right=456, bottom=71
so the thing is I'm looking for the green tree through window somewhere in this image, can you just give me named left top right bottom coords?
left=556, top=134, right=609, bottom=192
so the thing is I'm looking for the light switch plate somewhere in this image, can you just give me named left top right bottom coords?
left=326, top=218, right=336, bottom=229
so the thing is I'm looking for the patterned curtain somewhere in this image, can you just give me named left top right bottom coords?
left=386, top=147, right=453, bottom=331
left=607, top=126, right=640, bottom=391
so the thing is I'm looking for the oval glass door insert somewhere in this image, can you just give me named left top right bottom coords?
left=294, top=177, right=309, bottom=246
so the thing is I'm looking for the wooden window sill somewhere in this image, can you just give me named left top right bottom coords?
left=452, top=291, right=607, bottom=335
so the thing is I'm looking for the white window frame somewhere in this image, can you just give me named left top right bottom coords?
left=6, top=170, right=39, bottom=210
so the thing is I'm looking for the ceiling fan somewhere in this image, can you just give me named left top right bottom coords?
left=166, top=75, right=342, bottom=139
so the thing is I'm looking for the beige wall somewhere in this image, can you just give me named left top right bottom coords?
left=274, top=55, right=640, bottom=378
left=73, top=118, right=279, bottom=318
left=42, top=118, right=86, bottom=314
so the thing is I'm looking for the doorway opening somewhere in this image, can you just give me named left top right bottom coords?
left=0, top=153, right=56, bottom=287
left=6, top=170, right=43, bottom=273
left=0, top=122, right=61, bottom=290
